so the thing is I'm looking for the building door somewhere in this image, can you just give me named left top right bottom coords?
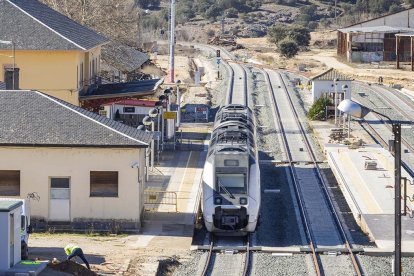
left=4, top=68, right=19, bottom=90
left=49, top=178, right=70, bottom=221
left=9, top=213, right=14, bottom=267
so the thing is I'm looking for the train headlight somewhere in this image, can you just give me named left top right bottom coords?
left=214, top=197, right=222, bottom=205
left=239, top=197, right=248, bottom=205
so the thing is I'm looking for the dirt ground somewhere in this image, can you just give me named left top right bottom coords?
left=236, top=32, right=414, bottom=91
left=31, top=232, right=192, bottom=275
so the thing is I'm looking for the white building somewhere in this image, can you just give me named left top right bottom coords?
left=0, top=200, right=22, bottom=271
left=0, top=90, right=150, bottom=231
left=310, top=68, right=352, bottom=104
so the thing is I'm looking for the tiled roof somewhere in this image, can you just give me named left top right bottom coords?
left=103, top=99, right=159, bottom=107
left=80, top=78, right=163, bottom=100
left=0, top=81, right=6, bottom=90
left=0, top=0, right=108, bottom=50
left=311, top=68, right=351, bottom=81
left=102, top=42, right=149, bottom=72
left=0, top=90, right=151, bottom=147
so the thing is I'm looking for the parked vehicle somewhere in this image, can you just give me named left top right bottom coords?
left=0, top=198, right=32, bottom=259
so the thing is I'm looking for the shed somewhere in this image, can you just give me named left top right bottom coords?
left=0, top=200, right=22, bottom=271
left=310, top=68, right=352, bottom=104
left=337, top=7, right=414, bottom=68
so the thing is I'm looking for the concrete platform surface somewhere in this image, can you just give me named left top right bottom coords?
left=326, top=144, right=414, bottom=251
left=1, top=260, right=48, bottom=276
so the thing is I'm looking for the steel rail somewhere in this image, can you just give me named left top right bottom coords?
left=360, top=118, right=414, bottom=177
left=356, top=83, right=414, bottom=120
left=277, top=72, right=363, bottom=276
left=241, top=234, right=251, bottom=276
left=262, top=69, right=322, bottom=276
left=201, top=234, right=215, bottom=276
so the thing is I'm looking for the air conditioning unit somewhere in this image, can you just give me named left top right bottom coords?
left=365, top=160, right=377, bottom=170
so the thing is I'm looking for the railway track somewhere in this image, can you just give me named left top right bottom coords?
left=354, top=83, right=414, bottom=176
left=201, top=234, right=251, bottom=276
left=263, top=69, right=363, bottom=276
left=198, top=50, right=252, bottom=276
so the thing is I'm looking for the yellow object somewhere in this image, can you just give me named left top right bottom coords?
left=64, top=244, right=80, bottom=256
left=163, top=111, right=177, bottom=120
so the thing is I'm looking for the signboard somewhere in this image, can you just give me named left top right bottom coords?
left=123, top=107, right=135, bottom=113
left=163, top=111, right=177, bottom=120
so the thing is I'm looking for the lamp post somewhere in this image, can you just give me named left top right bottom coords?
left=0, top=40, right=15, bottom=89
left=155, top=101, right=163, bottom=162
left=338, top=99, right=402, bottom=276
left=158, top=95, right=167, bottom=150
left=176, top=80, right=181, bottom=127
left=334, top=78, right=339, bottom=125
left=164, top=88, right=174, bottom=140
left=341, top=84, right=350, bottom=137
left=143, top=108, right=158, bottom=171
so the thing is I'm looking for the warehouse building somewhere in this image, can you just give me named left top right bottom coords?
left=337, top=8, right=414, bottom=70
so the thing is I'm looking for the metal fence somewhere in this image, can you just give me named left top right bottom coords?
left=144, top=190, right=177, bottom=212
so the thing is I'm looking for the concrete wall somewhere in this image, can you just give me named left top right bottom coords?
left=356, top=9, right=414, bottom=28
left=0, top=206, right=21, bottom=270
left=311, top=80, right=352, bottom=103
left=0, top=46, right=102, bottom=106
left=0, top=147, right=145, bottom=230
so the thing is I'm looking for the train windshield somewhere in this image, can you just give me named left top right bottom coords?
left=216, top=174, right=246, bottom=194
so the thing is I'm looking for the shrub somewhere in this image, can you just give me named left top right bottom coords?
left=308, top=96, right=331, bottom=121
left=278, top=39, right=299, bottom=58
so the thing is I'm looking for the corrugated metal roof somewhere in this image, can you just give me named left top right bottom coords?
left=80, top=78, right=163, bottom=100
left=311, top=68, right=351, bottom=81
left=338, top=25, right=414, bottom=34
left=395, top=32, right=414, bottom=37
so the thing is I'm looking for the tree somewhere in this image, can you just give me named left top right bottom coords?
left=268, top=24, right=310, bottom=47
left=308, top=97, right=331, bottom=121
left=278, top=39, right=299, bottom=58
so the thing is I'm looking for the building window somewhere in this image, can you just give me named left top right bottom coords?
left=0, top=170, right=20, bottom=196
left=90, top=171, right=118, bottom=197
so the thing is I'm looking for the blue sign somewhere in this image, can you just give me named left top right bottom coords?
left=216, top=58, right=221, bottom=65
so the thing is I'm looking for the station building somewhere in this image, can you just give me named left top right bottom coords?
left=337, top=8, right=414, bottom=70
left=0, top=90, right=151, bottom=232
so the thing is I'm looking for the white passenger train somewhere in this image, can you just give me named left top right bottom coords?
left=202, top=104, right=261, bottom=235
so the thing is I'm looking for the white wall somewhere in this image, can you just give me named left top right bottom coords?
left=104, top=104, right=154, bottom=119
left=0, top=147, right=145, bottom=225
left=0, top=206, right=21, bottom=270
left=355, top=9, right=414, bottom=28
left=312, top=80, right=352, bottom=103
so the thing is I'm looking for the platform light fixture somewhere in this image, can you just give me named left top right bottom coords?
left=338, top=99, right=402, bottom=276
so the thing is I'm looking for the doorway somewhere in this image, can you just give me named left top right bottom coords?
left=49, top=178, right=70, bottom=221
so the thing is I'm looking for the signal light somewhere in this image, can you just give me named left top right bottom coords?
left=216, top=49, right=220, bottom=57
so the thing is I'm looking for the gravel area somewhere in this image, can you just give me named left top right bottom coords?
left=172, top=251, right=204, bottom=276
left=251, top=253, right=315, bottom=276
left=358, top=256, right=414, bottom=276
left=319, top=254, right=354, bottom=276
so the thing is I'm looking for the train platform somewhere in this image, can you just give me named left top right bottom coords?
left=325, top=144, right=414, bottom=251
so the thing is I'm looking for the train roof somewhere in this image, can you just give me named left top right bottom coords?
left=208, top=104, right=256, bottom=158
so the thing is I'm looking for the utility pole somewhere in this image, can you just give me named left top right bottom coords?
left=169, top=0, right=175, bottom=83
left=335, top=0, right=337, bottom=25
